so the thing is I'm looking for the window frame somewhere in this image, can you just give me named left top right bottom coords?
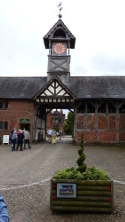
left=0, top=121, right=3, bottom=130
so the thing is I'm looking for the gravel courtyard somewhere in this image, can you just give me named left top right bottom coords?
left=0, top=137, right=125, bottom=222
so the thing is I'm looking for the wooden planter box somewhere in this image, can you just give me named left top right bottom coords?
left=50, top=179, right=114, bottom=213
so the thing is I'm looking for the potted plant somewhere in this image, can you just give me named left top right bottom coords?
left=50, top=134, right=114, bottom=213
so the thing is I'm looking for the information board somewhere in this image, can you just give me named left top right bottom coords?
left=3, top=135, right=9, bottom=145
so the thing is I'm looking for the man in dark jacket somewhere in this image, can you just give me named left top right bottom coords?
left=16, top=130, right=24, bottom=151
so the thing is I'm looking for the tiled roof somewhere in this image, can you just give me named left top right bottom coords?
left=65, top=76, right=125, bottom=99
left=0, top=77, right=47, bottom=99
left=0, top=76, right=125, bottom=100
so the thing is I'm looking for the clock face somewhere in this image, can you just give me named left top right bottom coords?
left=53, top=43, right=65, bottom=54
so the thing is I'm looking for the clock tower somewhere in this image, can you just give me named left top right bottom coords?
left=43, top=19, right=76, bottom=83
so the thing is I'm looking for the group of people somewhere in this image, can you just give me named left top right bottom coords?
left=47, top=128, right=63, bottom=144
left=10, top=128, right=31, bottom=151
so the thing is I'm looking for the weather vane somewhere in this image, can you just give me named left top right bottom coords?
left=57, top=2, right=63, bottom=18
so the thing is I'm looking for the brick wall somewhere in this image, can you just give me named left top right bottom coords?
left=98, top=132, right=116, bottom=142
left=119, top=115, right=125, bottom=142
left=87, top=115, right=95, bottom=130
left=77, top=115, right=85, bottom=129
left=119, top=132, right=125, bottom=141
left=98, top=116, right=106, bottom=129
left=108, top=116, right=116, bottom=130
left=119, top=115, right=125, bottom=130
left=77, top=132, right=95, bottom=142
left=0, top=100, right=34, bottom=142
left=76, top=113, right=125, bottom=144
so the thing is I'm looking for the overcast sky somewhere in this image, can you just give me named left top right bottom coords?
left=0, top=0, right=125, bottom=77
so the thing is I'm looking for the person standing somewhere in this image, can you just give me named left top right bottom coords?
left=47, top=128, right=52, bottom=143
left=59, top=129, right=63, bottom=140
left=16, top=130, right=24, bottom=151
left=0, top=193, right=9, bottom=222
left=10, top=127, right=15, bottom=144
left=11, top=129, right=17, bottom=151
left=17, top=129, right=21, bottom=137
left=24, top=129, right=31, bottom=149
left=51, top=129, right=57, bottom=144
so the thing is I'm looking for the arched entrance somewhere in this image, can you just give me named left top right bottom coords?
left=33, top=77, right=76, bottom=142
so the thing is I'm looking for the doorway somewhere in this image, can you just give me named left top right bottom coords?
left=20, top=123, right=30, bottom=132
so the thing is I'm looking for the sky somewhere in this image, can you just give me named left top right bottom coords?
left=1, top=0, right=125, bottom=77
left=0, top=0, right=125, bottom=116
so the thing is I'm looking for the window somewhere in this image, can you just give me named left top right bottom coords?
left=0, top=121, right=3, bottom=130
left=0, top=101, right=8, bottom=109
left=0, top=121, right=8, bottom=130
left=0, top=102, right=3, bottom=109
left=4, top=121, right=8, bottom=130
left=5, top=101, right=8, bottom=109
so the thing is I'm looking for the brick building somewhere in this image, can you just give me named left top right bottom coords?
left=0, top=18, right=125, bottom=144
left=46, top=109, right=65, bottom=133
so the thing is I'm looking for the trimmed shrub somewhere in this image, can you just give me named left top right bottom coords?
left=77, top=134, right=87, bottom=172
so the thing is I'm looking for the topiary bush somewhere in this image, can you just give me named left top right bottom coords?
left=52, top=133, right=109, bottom=180
left=77, top=134, right=87, bottom=172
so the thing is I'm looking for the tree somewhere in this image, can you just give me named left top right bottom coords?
left=63, top=112, right=74, bottom=135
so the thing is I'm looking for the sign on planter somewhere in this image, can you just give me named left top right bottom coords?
left=56, top=183, right=77, bottom=198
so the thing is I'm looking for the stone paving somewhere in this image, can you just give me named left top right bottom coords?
left=0, top=137, right=125, bottom=222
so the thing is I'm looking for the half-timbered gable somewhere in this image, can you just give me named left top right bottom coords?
left=34, top=76, right=76, bottom=109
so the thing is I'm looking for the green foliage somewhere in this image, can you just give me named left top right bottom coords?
left=77, top=134, right=87, bottom=172
left=52, top=167, right=109, bottom=180
left=77, top=153, right=86, bottom=167
left=77, top=164, right=87, bottom=173
left=85, top=167, right=110, bottom=180
left=52, top=168, right=85, bottom=180
left=63, top=112, right=74, bottom=135
left=78, top=148, right=83, bottom=156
